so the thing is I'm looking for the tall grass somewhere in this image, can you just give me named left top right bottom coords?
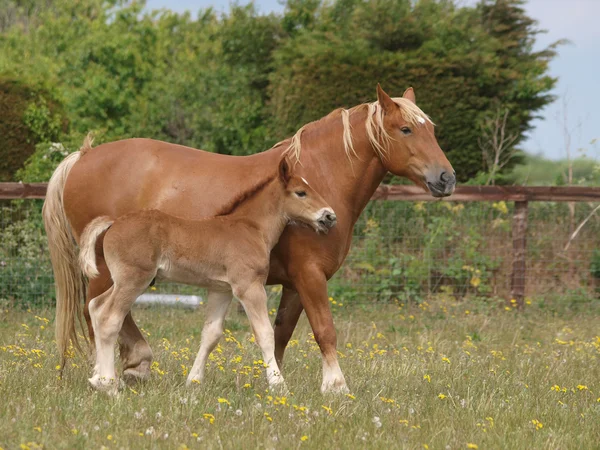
left=1, top=296, right=598, bottom=449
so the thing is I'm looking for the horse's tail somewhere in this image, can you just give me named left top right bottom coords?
left=79, top=216, right=113, bottom=279
left=42, top=145, right=87, bottom=362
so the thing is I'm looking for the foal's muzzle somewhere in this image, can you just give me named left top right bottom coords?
left=316, top=209, right=337, bottom=233
left=426, top=169, right=456, bottom=198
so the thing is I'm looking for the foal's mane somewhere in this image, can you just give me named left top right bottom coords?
left=276, top=98, right=432, bottom=163
left=216, top=174, right=277, bottom=217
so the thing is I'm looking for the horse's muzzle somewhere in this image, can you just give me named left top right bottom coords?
left=427, top=170, right=456, bottom=197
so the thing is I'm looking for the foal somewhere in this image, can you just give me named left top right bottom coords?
left=79, top=158, right=336, bottom=394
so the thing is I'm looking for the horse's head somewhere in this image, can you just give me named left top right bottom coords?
left=278, top=157, right=337, bottom=234
left=375, top=85, right=455, bottom=197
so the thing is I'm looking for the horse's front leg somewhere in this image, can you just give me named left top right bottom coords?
left=292, top=266, right=348, bottom=394
left=235, top=281, right=286, bottom=389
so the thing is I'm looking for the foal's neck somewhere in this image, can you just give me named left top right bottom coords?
left=227, top=179, right=288, bottom=250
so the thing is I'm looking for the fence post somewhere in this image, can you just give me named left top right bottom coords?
left=510, top=201, right=528, bottom=308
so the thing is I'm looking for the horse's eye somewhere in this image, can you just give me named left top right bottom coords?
left=295, top=191, right=307, bottom=198
left=400, top=127, right=412, bottom=135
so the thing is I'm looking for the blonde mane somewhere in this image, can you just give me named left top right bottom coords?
left=280, top=98, right=433, bottom=163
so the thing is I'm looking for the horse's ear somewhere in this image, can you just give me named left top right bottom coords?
left=376, top=84, right=397, bottom=114
left=403, top=87, right=416, bottom=104
left=279, top=157, right=292, bottom=185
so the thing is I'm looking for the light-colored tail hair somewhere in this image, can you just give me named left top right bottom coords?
left=79, top=216, right=114, bottom=278
left=42, top=134, right=96, bottom=364
left=42, top=151, right=85, bottom=361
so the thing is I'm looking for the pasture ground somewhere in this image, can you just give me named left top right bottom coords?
left=1, top=295, right=599, bottom=449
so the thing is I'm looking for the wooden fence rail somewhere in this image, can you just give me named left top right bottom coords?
left=2, top=183, right=599, bottom=307
left=2, top=182, right=600, bottom=202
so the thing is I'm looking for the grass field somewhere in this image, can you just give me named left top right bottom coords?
left=1, top=295, right=599, bottom=449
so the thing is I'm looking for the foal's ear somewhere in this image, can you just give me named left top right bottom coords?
left=376, top=83, right=397, bottom=114
left=403, top=87, right=416, bottom=104
left=278, top=157, right=292, bottom=185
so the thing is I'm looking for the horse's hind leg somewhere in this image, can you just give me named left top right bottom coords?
left=187, top=290, right=232, bottom=386
left=120, top=313, right=154, bottom=382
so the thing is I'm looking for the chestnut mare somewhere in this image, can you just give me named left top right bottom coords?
left=78, top=157, right=335, bottom=395
left=43, top=85, right=455, bottom=393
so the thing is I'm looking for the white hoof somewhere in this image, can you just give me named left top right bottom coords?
left=268, top=380, right=289, bottom=396
left=89, top=374, right=119, bottom=396
left=321, top=380, right=349, bottom=394
left=186, top=376, right=202, bottom=388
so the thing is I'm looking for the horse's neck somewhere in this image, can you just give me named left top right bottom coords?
left=301, top=111, right=387, bottom=225
left=228, top=180, right=288, bottom=250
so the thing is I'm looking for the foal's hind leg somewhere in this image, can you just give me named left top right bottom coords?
left=235, top=282, right=285, bottom=389
left=187, top=290, right=233, bottom=386
left=88, top=277, right=150, bottom=395
left=86, top=253, right=153, bottom=380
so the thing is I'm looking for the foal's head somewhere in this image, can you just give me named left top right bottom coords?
left=375, top=85, right=456, bottom=197
left=278, top=158, right=337, bottom=234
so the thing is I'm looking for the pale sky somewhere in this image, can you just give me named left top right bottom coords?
left=146, top=0, right=600, bottom=161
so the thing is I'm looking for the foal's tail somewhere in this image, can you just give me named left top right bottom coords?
left=79, top=216, right=114, bottom=279
left=42, top=150, right=86, bottom=360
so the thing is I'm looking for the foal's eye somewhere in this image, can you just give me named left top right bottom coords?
left=295, top=191, right=307, bottom=198
left=400, top=126, right=412, bottom=135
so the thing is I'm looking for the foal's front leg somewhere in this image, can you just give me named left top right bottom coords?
left=235, top=281, right=286, bottom=389
left=187, top=290, right=233, bottom=386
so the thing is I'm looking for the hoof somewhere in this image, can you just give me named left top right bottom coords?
left=122, top=360, right=151, bottom=383
left=186, top=376, right=202, bottom=388
left=88, top=374, right=119, bottom=396
left=321, top=380, right=349, bottom=395
left=268, top=381, right=290, bottom=396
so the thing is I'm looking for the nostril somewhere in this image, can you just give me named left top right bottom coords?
left=440, top=171, right=455, bottom=183
left=326, top=213, right=336, bottom=222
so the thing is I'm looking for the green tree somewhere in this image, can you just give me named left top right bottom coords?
left=269, top=0, right=558, bottom=181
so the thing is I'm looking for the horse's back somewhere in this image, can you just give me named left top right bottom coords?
left=63, top=138, right=279, bottom=240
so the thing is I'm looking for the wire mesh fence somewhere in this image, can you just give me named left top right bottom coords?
left=1, top=196, right=599, bottom=307
left=329, top=200, right=599, bottom=304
